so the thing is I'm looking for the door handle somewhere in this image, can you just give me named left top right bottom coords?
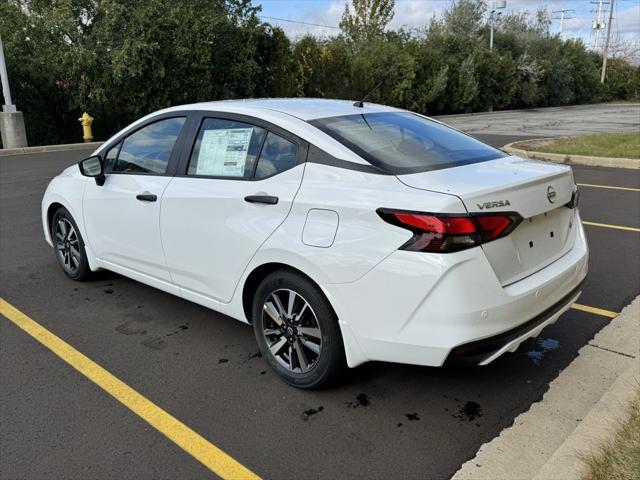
left=244, top=195, right=279, bottom=205
left=136, top=193, right=157, bottom=202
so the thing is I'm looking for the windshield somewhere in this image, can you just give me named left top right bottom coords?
left=309, top=112, right=507, bottom=174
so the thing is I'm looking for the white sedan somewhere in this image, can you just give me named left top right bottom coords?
left=42, top=99, right=588, bottom=388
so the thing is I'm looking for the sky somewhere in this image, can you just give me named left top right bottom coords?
left=253, top=0, right=640, bottom=50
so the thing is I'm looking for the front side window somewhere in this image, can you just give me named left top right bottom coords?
left=188, top=118, right=266, bottom=178
left=113, top=117, right=186, bottom=174
left=309, top=112, right=506, bottom=174
left=102, top=141, right=121, bottom=173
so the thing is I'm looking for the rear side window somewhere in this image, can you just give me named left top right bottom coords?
left=113, top=117, right=185, bottom=174
left=255, top=132, right=298, bottom=178
left=188, top=118, right=266, bottom=178
left=309, top=112, right=506, bottom=174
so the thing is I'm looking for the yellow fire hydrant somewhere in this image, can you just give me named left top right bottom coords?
left=78, top=112, right=94, bottom=142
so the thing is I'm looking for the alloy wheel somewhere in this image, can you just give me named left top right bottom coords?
left=55, top=218, right=81, bottom=274
left=261, top=289, right=322, bottom=373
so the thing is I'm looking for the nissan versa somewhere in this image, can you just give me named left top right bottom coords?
left=42, top=99, right=588, bottom=388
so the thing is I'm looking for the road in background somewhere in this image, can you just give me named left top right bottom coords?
left=1, top=107, right=639, bottom=479
left=437, top=103, right=640, bottom=137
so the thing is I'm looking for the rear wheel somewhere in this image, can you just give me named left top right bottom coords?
left=51, top=207, right=91, bottom=281
left=252, top=270, right=346, bottom=389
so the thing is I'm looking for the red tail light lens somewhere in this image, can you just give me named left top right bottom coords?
left=393, top=214, right=477, bottom=234
left=377, top=209, right=522, bottom=253
left=474, top=215, right=513, bottom=241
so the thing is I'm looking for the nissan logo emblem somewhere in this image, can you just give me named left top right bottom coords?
left=547, top=186, right=557, bottom=203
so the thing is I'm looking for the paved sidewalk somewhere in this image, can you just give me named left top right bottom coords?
left=453, top=296, right=640, bottom=480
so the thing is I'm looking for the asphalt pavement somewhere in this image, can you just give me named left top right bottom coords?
left=1, top=128, right=639, bottom=479
left=438, top=103, right=640, bottom=137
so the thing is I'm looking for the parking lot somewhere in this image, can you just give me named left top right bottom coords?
left=1, top=126, right=639, bottom=479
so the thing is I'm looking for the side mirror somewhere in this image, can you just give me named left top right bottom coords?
left=79, top=155, right=105, bottom=186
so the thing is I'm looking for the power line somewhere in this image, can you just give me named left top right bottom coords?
left=258, top=15, right=340, bottom=30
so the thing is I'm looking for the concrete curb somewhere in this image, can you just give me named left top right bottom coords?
left=503, top=141, right=640, bottom=169
left=534, top=357, right=639, bottom=480
left=452, top=296, right=640, bottom=480
left=0, top=141, right=103, bottom=157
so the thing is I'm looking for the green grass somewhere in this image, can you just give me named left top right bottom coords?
left=531, top=132, right=640, bottom=159
left=582, top=390, right=640, bottom=480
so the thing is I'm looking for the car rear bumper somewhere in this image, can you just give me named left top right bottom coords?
left=442, top=281, right=582, bottom=366
left=322, top=216, right=588, bottom=368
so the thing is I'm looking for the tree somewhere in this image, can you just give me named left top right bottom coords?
left=452, top=55, right=479, bottom=112
left=441, top=0, right=485, bottom=37
left=339, top=0, right=394, bottom=41
left=1, top=0, right=638, bottom=146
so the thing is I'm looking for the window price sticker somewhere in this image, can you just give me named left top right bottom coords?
left=196, top=128, right=253, bottom=176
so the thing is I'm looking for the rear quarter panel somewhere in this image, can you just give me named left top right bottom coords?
left=250, top=162, right=467, bottom=286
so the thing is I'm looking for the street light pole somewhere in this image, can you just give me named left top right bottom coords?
left=489, top=16, right=494, bottom=50
left=488, top=1, right=506, bottom=50
left=0, top=36, right=16, bottom=113
left=0, top=35, right=28, bottom=148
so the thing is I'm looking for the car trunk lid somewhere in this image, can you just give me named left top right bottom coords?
left=398, top=156, right=578, bottom=285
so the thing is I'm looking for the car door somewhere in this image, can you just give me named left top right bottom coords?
left=160, top=114, right=307, bottom=303
left=83, top=115, right=188, bottom=287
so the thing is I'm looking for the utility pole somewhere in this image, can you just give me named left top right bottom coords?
left=594, top=0, right=604, bottom=50
left=591, top=0, right=611, bottom=52
left=0, top=35, right=28, bottom=148
left=601, top=0, right=615, bottom=83
left=552, top=8, right=575, bottom=39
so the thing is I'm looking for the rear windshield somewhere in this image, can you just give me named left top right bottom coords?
left=309, top=112, right=507, bottom=174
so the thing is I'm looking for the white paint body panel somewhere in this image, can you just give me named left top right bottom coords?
left=83, top=174, right=174, bottom=283
left=302, top=209, right=339, bottom=248
left=42, top=99, right=589, bottom=371
left=399, top=155, right=578, bottom=286
left=161, top=165, right=305, bottom=303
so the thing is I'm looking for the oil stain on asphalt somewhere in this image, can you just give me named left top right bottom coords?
left=114, top=313, right=153, bottom=336
left=301, top=406, right=324, bottom=421
left=141, top=322, right=190, bottom=350
left=242, top=351, right=262, bottom=364
left=347, top=393, right=371, bottom=408
left=453, top=401, right=483, bottom=422
left=115, top=320, right=148, bottom=336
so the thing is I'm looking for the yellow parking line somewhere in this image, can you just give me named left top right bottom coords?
left=0, top=298, right=260, bottom=480
left=576, top=183, right=640, bottom=192
left=571, top=303, right=618, bottom=318
left=582, top=221, right=640, bottom=232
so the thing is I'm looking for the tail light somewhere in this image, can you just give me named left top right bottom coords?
left=377, top=208, right=522, bottom=253
left=565, top=184, right=579, bottom=209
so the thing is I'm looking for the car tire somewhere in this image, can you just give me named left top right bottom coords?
left=50, top=207, right=92, bottom=281
left=252, top=269, right=346, bottom=389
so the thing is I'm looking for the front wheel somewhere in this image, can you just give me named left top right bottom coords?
left=252, top=270, right=346, bottom=389
left=51, top=207, right=91, bottom=281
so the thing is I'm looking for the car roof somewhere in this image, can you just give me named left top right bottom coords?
left=96, top=98, right=401, bottom=165
left=160, top=98, right=403, bottom=121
